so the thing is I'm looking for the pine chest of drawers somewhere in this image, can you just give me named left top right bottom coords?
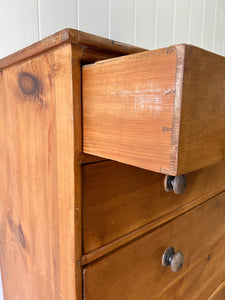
left=1, top=29, right=225, bottom=300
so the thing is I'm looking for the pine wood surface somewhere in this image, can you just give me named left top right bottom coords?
left=0, top=29, right=143, bottom=300
left=154, top=237, right=225, bottom=300
left=83, top=45, right=182, bottom=175
left=71, top=46, right=83, bottom=300
left=1, top=28, right=225, bottom=300
left=178, top=45, right=225, bottom=174
left=0, top=44, right=80, bottom=299
left=82, top=160, right=225, bottom=255
left=209, top=281, right=225, bottom=300
left=83, top=192, right=225, bottom=300
left=83, top=45, right=225, bottom=175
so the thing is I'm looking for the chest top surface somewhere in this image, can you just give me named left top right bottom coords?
left=0, top=28, right=144, bottom=70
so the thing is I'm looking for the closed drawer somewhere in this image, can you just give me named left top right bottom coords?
left=82, top=160, right=225, bottom=255
left=155, top=237, right=225, bottom=300
left=83, top=191, right=225, bottom=300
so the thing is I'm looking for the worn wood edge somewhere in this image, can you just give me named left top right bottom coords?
left=176, top=44, right=194, bottom=176
left=153, top=236, right=225, bottom=300
left=208, top=280, right=225, bottom=300
left=166, top=44, right=185, bottom=176
left=67, top=29, right=145, bottom=55
left=0, top=30, right=70, bottom=70
left=0, top=28, right=144, bottom=70
left=71, top=45, right=83, bottom=300
left=81, top=185, right=225, bottom=266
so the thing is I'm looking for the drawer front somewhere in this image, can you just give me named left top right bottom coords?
left=82, top=160, right=225, bottom=254
left=83, top=191, right=225, bottom=300
left=154, top=237, right=225, bottom=300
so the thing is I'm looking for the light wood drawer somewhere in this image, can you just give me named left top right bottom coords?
left=83, top=191, right=225, bottom=300
left=83, top=45, right=225, bottom=176
left=82, top=160, right=225, bottom=255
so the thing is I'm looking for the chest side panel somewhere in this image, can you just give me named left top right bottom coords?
left=0, top=44, right=78, bottom=300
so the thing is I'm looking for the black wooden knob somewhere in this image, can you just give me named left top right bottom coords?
left=164, top=174, right=187, bottom=194
left=162, top=247, right=184, bottom=272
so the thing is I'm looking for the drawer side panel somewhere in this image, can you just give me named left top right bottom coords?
left=83, top=46, right=183, bottom=174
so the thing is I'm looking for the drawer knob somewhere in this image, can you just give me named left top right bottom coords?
left=164, top=175, right=187, bottom=194
left=162, top=247, right=184, bottom=272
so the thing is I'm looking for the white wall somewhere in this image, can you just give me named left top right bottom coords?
left=0, top=0, right=225, bottom=59
left=0, top=0, right=225, bottom=299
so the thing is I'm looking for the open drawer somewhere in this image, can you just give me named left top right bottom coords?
left=82, top=45, right=225, bottom=175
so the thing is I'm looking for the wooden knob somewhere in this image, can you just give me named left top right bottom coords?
left=162, top=247, right=184, bottom=272
left=164, top=175, right=187, bottom=195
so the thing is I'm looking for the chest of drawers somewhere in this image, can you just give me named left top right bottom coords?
left=1, top=29, right=225, bottom=300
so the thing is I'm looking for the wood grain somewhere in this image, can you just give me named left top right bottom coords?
left=0, top=44, right=80, bottom=300
left=0, top=29, right=144, bottom=300
left=81, top=184, right=225, bottom=266
left=178, top=45, right=225, bottom=174
left=71, top=46, right=83, bottom=300
left=83, top=192, right=225, bottom=300
left=0, top=28, right=144, bottom=70
left=83, top=45, right=183, bottom=174
left=154, top=237, right=225, bottom=300
left=83, top=45, right=225, bottom=175
left=209, top=281, right=225, bottom=300
left=82, top=160, right=225, bottom=254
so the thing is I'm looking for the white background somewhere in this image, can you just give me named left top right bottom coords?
left=1, top=0, right=225, bottom=299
